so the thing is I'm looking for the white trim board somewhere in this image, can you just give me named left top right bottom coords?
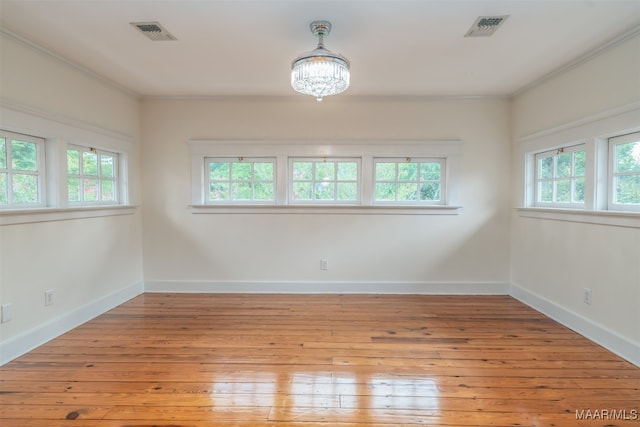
left=510, top=283, right=639, bottom=368
left=144, top=280, right=510, bottom=295
left=0, top=282, right=144, bottom=366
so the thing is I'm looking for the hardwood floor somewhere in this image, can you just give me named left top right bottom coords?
left=1, top=294, right=638, bottom=426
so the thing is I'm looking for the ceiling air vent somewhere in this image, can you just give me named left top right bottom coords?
left=465, top=15, right=509, bottom=37
left=130, top=21, right=177, bottom=41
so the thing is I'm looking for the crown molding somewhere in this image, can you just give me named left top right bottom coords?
left=3, top=22, right=638, bottom=101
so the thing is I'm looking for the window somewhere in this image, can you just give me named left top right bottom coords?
left=289, top=158, right=360, bottom=204
left=189, top=139, right=462, bottom=213
left=67, top=145, right=119, bottom=204
left=609, top=132, right=640, bottom=211
left=0, top=130, right=45, bottom=208
left=205, top=157, right=275, bottom=204
left=534, top=144, right=585, bottom=208
left=374, top=158, right=444, bottom=204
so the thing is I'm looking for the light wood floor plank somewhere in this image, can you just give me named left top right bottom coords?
left=1, top=294, right=638, bottom=426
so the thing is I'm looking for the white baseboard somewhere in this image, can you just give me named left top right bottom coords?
left=510, top=283, right=640, bottom=368
left=4, top=280, right=636, bottom=369
left=0, top=281, right=144, bottom=366
left=144, top=280, right=510, bottom=295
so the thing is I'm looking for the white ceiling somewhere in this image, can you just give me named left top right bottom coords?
left=1, top=0, right=639, bottom=98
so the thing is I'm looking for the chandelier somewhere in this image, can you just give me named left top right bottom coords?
left=291, top=21, right=350, bottom=102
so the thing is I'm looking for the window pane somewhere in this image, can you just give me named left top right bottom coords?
left=539, top=181, right=552, bottom=202
left=397, top=183, right=418, bottom=201
left=231, top=182, right=252, bottom=200
left=556, top=179, right=571, bottom=202
left=0, top=172, right=7, bottom=204
left=398, top=163, right=417, bottom=181
left=254, top=162, right=274, bottom=181
left=209, top=162, right=229, bottom=181
left=539, top=156, right=553, bottom=179
left=68, top=177, right=80, bottom=202
left=375, top=162, right=396, bottom=181
left=420, top=162, right=440, bottom=181
left=574, top=177, right=585, bottom=203
left=556, top=153, right=571, bottom=178
left=210, top=182, right=229, bottom=200
left=574, top=151, right=586, bottom=176
left=375, top=183, right=395, bottom=201
left=337, top=162, right=357, bottom=181
left=0, top=138, right=6, bottom=169
left=292, top=162, right=312, bottom=180
left=614, top=175, right=640, bottom=204
left=208, top=159, right=274, bottom=203
left=82, top=151, right=98, bottom=176
left=420, top=183, right=440, bottom=201
left=315, top=162, right=335, bottom=181
left=11, top=140, right=37, bottom=171
left=254, top=183, right=274, bottom=201
left=337, top=182, right=357, bottom=200
left=67, top=149, right=79, bottom=174
left=101, top=180, right=115, bottom=202
left=293, top=182, right=312, bottom=200
left=314, top=181, right=335, bottom=200
left=101, top=154, right=115, bottom=178
left=83, top=178, right=98, bottom=201
left=615, top=141, right=640, bottom=173
left=231, top=162, right=251, bottom=181
left=12, top=173, right=38, bottom=204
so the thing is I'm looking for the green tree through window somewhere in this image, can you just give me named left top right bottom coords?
left=67, top=146, right=118, bottom=204
left=613, top=139, right=640, bottom=205
left=207, top=158, right=275, bottom=203
left=374, top=158, right=443, bottom=204
left=0, top=131, right=43, bottom=207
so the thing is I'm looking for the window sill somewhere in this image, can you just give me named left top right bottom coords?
left=517, top=207, right=640, bottom=228
left=0, top=205, right=138, bottom=226
left=191, top=204, right=461, bottom=215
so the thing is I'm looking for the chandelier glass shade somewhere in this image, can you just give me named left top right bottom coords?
left=291, top=21, right=350, bottom=102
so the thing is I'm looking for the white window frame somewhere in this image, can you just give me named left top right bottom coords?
left=373, top=157, right=446, bottom=206
left=518, top=103, right=640, bottom=229
left=67, top=145, right=119, bottom=206
left=189, top=139, right=462, bottom=215
left=288, top=157, right=361, bottom=205
left=204, top=157, right=276, bottom=205
left=0, top=102, right=135, bottom=226
left=608, top=132, right=640, bottom=212
left=0, top=130, right=46, bottom=209
left=533, top=144, right=586, bottom=209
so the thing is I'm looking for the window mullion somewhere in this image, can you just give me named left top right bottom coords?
left=276, top=155, right=287, bottom=205
left=361, top=155, right=373, bottom=206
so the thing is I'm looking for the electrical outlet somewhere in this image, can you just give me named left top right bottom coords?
left=583, top=288, right=592, bottom=305
left=44, top=290, right=54, bottom=306
left=320, top=259, right=328, bottom=270
left=1, top=304, right=12, bottom=323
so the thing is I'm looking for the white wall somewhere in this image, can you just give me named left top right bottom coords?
left=510, top=33, right=640, bottom=363
left=0, top=31, right=144, bottom=363
left=4, top=23, right=637, bottom=367
left=141, top=96, right=512, bottom=291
